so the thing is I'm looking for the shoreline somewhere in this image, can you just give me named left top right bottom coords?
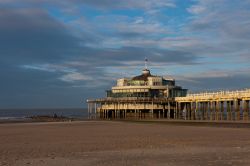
left=1, top=117, right=250, bottom=128
left=0, top=115, right=87, bottom=124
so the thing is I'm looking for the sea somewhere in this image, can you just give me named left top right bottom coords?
left=0, top=108, right=88, bottom=120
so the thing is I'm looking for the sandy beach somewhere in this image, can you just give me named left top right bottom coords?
left=1, top=121, right=250, bottom=166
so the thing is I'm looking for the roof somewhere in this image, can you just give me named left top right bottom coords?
left=132, top=69, right=157, bottom=81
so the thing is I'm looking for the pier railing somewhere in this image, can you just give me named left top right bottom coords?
left=176, top=89, right=250, bottom=102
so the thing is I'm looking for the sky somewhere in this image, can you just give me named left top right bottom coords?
left=1, top=0, right=250, bottom=108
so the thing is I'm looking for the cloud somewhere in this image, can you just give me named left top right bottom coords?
left=115, top=21, right=169, bottom=37
left=21, top=64, right=76, bottom=73
left=175, top=68, right=250, bottom=92
left=0, top=8, right=81, bottom=64
left=180, top=0, right=250, bottom=63
left=187, top=5, right=206, bottom=14
left=179, top=74, right=250, bottom=92
left=60, top=72, right=93, bottom=82
left=66, top=0, right=176, bottom=10
left=21, top=63, right=94, bottom=83
left=187, top=0, right=250, bottom=38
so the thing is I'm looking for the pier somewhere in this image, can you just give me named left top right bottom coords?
left=87, top=89, right=250, bottom=121
left=87, top=64, right=250, bottom=121
left=175, top=89, right=250, bottom=121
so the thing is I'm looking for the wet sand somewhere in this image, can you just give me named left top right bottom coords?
left=1, top=121, right=250, bottom=166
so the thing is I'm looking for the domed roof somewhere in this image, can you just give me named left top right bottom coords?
left=132, top=69, right=156, bottom=81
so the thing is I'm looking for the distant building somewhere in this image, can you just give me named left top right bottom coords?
left=87, top=63, right=187, bottom=119
left=107, top=68, right=187, bottom=99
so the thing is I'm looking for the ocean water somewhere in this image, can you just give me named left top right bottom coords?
left=0, top=108, right=88, bottom=120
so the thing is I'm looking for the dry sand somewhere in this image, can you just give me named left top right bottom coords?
left=1, top=120, right=250, bottom=166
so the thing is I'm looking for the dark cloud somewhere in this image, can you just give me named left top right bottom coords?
left=0, top=8, right=81, bottom=64
left=0, top=7, right=85, bottom=108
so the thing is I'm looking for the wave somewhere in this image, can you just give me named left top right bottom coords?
left=0, top=116, right=27, bottom=120
left=0, top=108, right=88, bottom=119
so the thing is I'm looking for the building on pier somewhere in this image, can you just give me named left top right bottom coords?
left=87, top=63, right=187, bottom=119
